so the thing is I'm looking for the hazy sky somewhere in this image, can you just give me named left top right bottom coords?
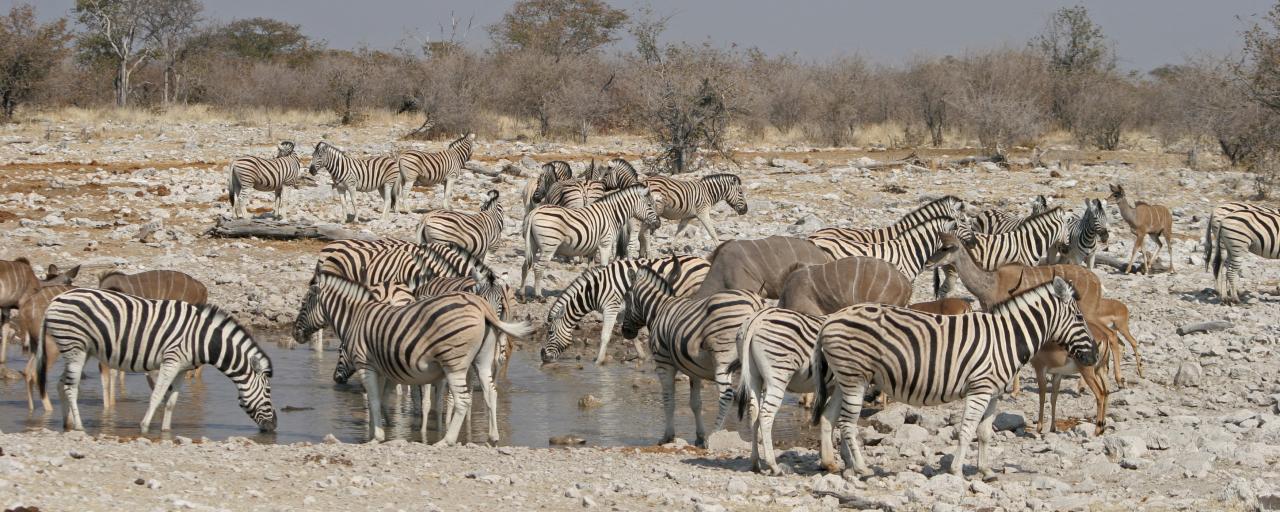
left=23, top=0, right=1275, bottom=71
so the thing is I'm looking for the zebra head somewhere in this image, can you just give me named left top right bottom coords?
left=707, top=174, right=748, bottom=215
left=1031, top=195, right=1050, bottom=214
left=276, top=141, right=296, bottom=157
left=482, top=189, right=501, bottom=211
left=620, top=266, right=677, bottom=340
left=308, top=141, right=336, bottom=176
left=205, top=307, right=276, bottom=432
left=240, top=350, right=277, bottom=432
left=622, top=186, right=661, bottom=232
left=292, top=279, right=325, bottom=346
left=541, top=304, right=572, bottom=363
left=333, top=338, right=364, bottom=384
left=601, top=158, right=642, bottom=190
left=1045, top=277, right=1099, bottom=367
left=1090, top=198, right=1110, bottom=244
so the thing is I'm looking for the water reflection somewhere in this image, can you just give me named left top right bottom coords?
left=0, top=333, right=820, bottom=448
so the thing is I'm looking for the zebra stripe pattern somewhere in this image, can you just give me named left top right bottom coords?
left=37, top=288, right=276, bottom=433
left=416, top=189, right=505, bottom=260
left=735, top=307, right=834, bottom=475
left=1058, top=198, right=1110, bottom=268
left=1207, top=207, right=1280, bottom=304
left=935, top=207, right=1069, bottom=298
left=620, top=267, right=765, bottom=446
left=1203, top=201, right=1280, bottom=275
left=292, top=272, right=531, bottom=443
left=309, top=141, right=401, bottom=222
left=544, top=178, right=606, bottom=208
left=600, top=158, right=642, bottom=190
left=520, top=185, right=661, bottom=300
left=540, top=255, right=710, bottom=364
left=810, top=195, right=965, bottom=244
left=398, top=133, right=475, bottom=211
left=811, top=278, right=1096, bottom=479
left=638, top=174, right=749, bottom=257
left=228, top=141, right=303, bottom=220
left=524, top=161, right=575, bottom=213
left=318, top=238, right=495, bottom=289
left=972, top=195, right=1049, bottom=234
left=809, top=217, right=956, bottom=279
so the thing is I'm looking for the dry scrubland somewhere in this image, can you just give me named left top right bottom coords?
left=1, top=111, right=1279, bottom=511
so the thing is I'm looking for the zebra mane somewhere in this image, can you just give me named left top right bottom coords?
left=631, top=266, right=676, bottom=297
left=897, top=215, right=954, bottom=236
left=987, top=279, right=1063, bottom=316
left=702, top=173, right=741, bottom=184
left=609, top=158, right=639, bottom=176
left=313, top=271, right=376, bottom=303
left=596, top=185, right=650, bottom=205
left=482, top=190, right=501, bottom=210
left=547, top=265, right=607, bottom=321
left=195, top=303, right=269, bottom=369
left=1017, top=206, right=1064, bottom=226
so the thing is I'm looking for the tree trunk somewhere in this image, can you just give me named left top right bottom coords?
left=1, top=90, right=14, bottom=121
left=116, top=59, right=129, bottom=107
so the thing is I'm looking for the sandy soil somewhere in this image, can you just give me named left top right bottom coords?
left=1, top=116, right=1279, bottom=511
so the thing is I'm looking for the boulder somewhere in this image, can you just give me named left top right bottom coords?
left=1173, top=362, right=1202, bottom=387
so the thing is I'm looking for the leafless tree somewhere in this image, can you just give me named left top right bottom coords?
left=75, top=0, right=153, bottom=107
left=905, top=56, right=955, bottom=147
left=142, top=0, right=201, bottom=105
left=1071, top=76, right=1138, bottom=150
left=951, top=50, right=1050, bottom=153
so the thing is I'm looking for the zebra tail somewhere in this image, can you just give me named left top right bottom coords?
left=522, top=211, right=537, bottom=272
left=810, top=333, right=829, bottom=427
left=1209, top=216, right=1228, bottom=280
left=34, top=316, right=49, bottom=400
left=480, top=300, right=535, bottom=340
left=1202, top=212, right=1215, bottom=273
left=228, top=165, right=241, bottom=207
left=734, top=309, right=764, bottom=422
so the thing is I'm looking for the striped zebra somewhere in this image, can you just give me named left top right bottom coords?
left=37, top=288, right=276, bottom=434
left=415, top=189, right=505, bottom=261
left=972, top=195, right=1049, bottom=234
left=540, top=255, right=710, bottom=365
left=544, top=178, right=607, bottom=208
left=810, top=217, right=956, bottom=279
left=1056, top=198, right=1110, bottom=269
left=293, top=272, right=532, bottom=443
left=734, top=307, right=834, bottom=475
left=397, top=133, right=475, bottom=211
left=620, top=266, right=765, bottom=446
left=637, top=174, right=749, bottom=257
left=809, top=195, right=965, bottom=244
left=811, top=278, right=1096, bottom=480
left=309, top=141, right=401, bottom=223
left=1206, top=207, right=1280, bottom=304
left=520, top=185, right=660, bottom=300
left=600, top=158, right=642, bottom=190
left=935, top=207, right=1069, bottom=298
left=522, top=161, right=575, bottom=214
left=227, top=141, right=304, bottom=220
left=1203, top=201, right=1280, bottom=276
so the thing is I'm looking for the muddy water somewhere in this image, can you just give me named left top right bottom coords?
left=0, top=333, right=820, bottom=448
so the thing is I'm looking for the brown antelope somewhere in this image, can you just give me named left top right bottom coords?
left=695, top=236, right=830, bottom=299
left=1108, top=184, right=1175, bottom=275
left=1031, top=318, right=1111, bottom=436
left=778, top=256, right=912, bottom=315
left=908, top=298, right=973, bottom=315
left=1095, top=298, right=1144, bottom=384
left=1, top=258, right=80, bottom=363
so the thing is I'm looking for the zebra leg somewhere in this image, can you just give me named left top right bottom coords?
left=758, top=384, right=786, bottom=475
left=139, top=364, right=181, bottom=434
left=689, top=376, right=707, bottom=447
left=695, top=211, right=719, bottom=242
left=435, top=371, right=472, bottom=446
left=442, top=176, right=454, bottom=210
left=58, top=349, right=88, bottom=431
left=275, top=189, right=286, bottom=221
left=638, top=226, right=651, bottom=259
left=657, top=365, right=677, bottom=445
left=344, top=190, right=358, bottom=224
left=595, top=305, right=620, bottom=365
left=379, top=186, right=392, bottom=222
left=744, top=381, right=761, bottom=473
left=361, top=370, right=386, bottom=442
left=160, top=369, right=190, bottom=432
left=99, top=362, right=115, bottom=409
left=475, top=355, right=500, bottom=445
left=974, top=395, right=1001, bottom=481
left=712, top=364, right=735, bottom=434
left=835, top=380, right=871, bottom=479
left=950, top=391, right=995, bottom=477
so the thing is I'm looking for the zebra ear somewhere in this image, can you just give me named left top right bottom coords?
left=1050, top=277, right=1075, bottom=301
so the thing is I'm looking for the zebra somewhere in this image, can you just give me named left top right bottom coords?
left=293, top=272, right=532, bottom=443
left=227, top=141, right=303, bottom=220
left=1206, top=208, right=1280, bottom=304
left=620, top=266, right=765, bottom=446
left=810, top=217, right=956, bottom=279
left=637, top=174, right=749, bottom=257
left=308, top=141, right=401, bottom=223
left=734, top=307, right=835, bottom=475
left=522, top=161, right=575, bottom=214
left=1056, top=198, right=1110, bottom=269
left=811, top=278, right=1096, bottom=480
left=520, top=185, right=661, bottom=300
left=544, top=178, right=607, bottom=208
left=415, top=189, right=505, bottom=261
left=397, top=133, right=475, bottom=211
left=809, top=195, right=966, bottom=244
left=1203, top=201, right=1280, bottom=276
left=971, top=195, right=1049, bottom=234
left=540, top=255, right=710, bottom=365
left=935, top=207, right=1070, bottom=298
left=599, top=158, right=643, bottom=190
left=36, top=288, right=276, bottom=434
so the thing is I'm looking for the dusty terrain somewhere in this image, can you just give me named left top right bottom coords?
left=1, top=113, right=1279, bottom=511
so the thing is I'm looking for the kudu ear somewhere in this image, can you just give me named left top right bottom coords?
left=63, top=265, right=81, bottom=280
left=1051, top=276, right=1076, bottom=301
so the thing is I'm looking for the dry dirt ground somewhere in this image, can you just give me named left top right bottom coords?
left=1, top=116, right=1279, bottom=511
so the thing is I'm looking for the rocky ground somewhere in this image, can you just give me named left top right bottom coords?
left=2, top=114, right=1280, bottom=510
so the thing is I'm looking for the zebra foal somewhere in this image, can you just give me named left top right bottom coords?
left=309, top=141, right=401, bottom=223
left=227, top=141, right=303, bottom=220
left=37, top=288, right=276, bottom=434
left=398, top=133, right=474, bottom=212
left=620, top=266, right=765, bottom=446
left=812, top=278, right=1096, bottom=480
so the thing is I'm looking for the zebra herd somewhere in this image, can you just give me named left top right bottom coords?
left=10, top=143, right=1280, bottom=483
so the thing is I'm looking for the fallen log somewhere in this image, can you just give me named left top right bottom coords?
left=463, top=162, right=504, bottom=177
left=1177, top=321, right=1233, bottom=336
left=208, top=217, right=377, bottom=242
left=1093, top=254, right=1147, bottom=274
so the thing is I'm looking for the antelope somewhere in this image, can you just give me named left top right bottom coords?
left=1108, top=184, right=1175, bottom=275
